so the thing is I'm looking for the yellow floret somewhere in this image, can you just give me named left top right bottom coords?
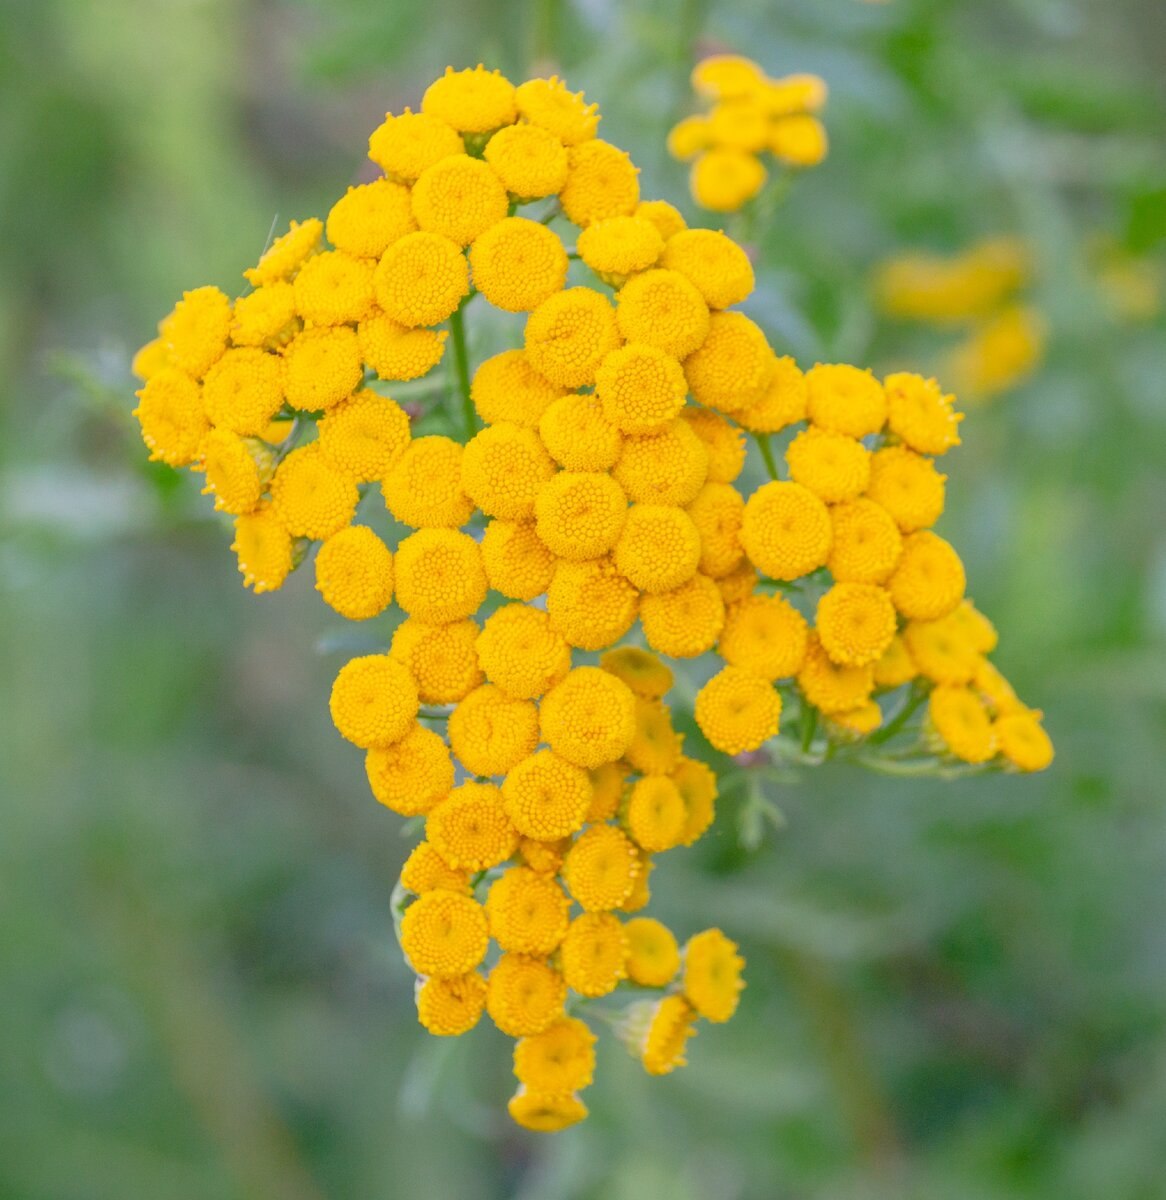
left=460, top=422, right=557, bottom=520
left=716, top=560, right=759, bottom=606
left=735, top=354, right=807, bottom=433
left=232, top=503, right=294, bottom=593
left=366, top=724, right=454, bottom=816
left=468, top=217, right=568, bottom=312
left=546, top=557, right=640, bottom=650
left=887, top=531, right=966, bottom=621
left=577, top=215, right=664, bottom=282
left=682, top=407, right=746, bottom=483
left=411, top=153, right=509, bottom=247
left=797, top=632, right=875, bottom=714
left=687, top=481, right=745, bottom=579
left=202, top=347, right=286, bottom=435
left=684, top=311, right=773, bottom=413
left=399, top=841, right=469, bottom=895
left=394, top=528, right=489, bottom=622
left=318, top=389, right=411, bottom=482
left=373, top=231, right=469, bottom=327
left=401, top=889, right=489, bottom=978
left=944, top=303, right=1046, bottom=399
left=368, top=109, right=463, bottom=183
left=329, top=653, right=419, bottom=749
left=816, top=582, right=897, bottom=667
left=763, top=73, right=828, bottom=115
left=270, top=444, right=360, bottom=540
left=534, top=471, right=628, bottom=561
left=786, top=426, right=871, bottom=503
left=672, top=756, right=718, bottom=844
left=519, top=836, right=570, bottom=874
left=740, top=480, right=833, bottom=581
left=995, top=709, right=1054, bottom=772
left=480, top=519, right=556, bottom=600
left=524, top=287, right=622, bottom=389
left=827, top=498, right=903, bottom=584
left=928, top=685, right=996, bottom=764
left=357, top=311, right=447, bottom=382
left=596, top=344, right=689, bottom=436
left=476, top=604, right=571, bottom=701
left=538, top=392, right=623, bottom=471
left=706, top=98, right=770, bottom=153
left=866, top=446, right=947, bottom=533
left=902, top=613, right=980, bottom=685
left=416, top=973, right=487, bottom=1036
left=614, top=504, right=702, bottom=594
left=160, top=285, right=232, bottom=378
left=691, top=54, right=765, bottom=99
left=540, top=666, right=637, bottom=769
left=472, top=349, right=565, bottom=428
left=133, top=369, right=209, bottom=467
left=244, top=220, right=323, bottom=289
left=884, top=372, right=963, bottom=456
left=635, top=995, right=698, bottom=1075
left=770, top=115, right=829, bottom=167
left=230, top=283, right=298, bottom=348
left=635, top=199, right=687, bottom=242
left=617, top=268, right=710, bottom=360
left=507, top=1088, right=588, bottom=1132
left=624, top=918, right=680, bottom=987
left=486, top=867, right=571, bottom=955
left=513, top=1018, right=596, bottom=1093
left=282, top=326, right=362, bottom=412
left=514, top=76, right=600, bottom=146
left=483, top=122, right=569, bottom=199
left=640, top=573, right=726, bottom=658
left=198, top=428, right=268, bottom=515
left=563, top=825, right=640, bottom=911
left=873, top=633, right=917, bottom=689
left=584, top=763, right=626, bottom=825
left=560, top=139, right=640, bottom=227
left=390, top=617, right=482, bottom=703
left=382, top=435, right=474, bottom=529
left=292, top=250, right=375, bottom=326
left=502, top=750, right=593, bottom=841
left=315, top=525, right=394, bottom=620
left=624, top=697, right=683, bottom=775
left=948, top=599, right=998, bottom=654
left=827, top=700, right=884, bottom=738
left=718, top=593, right=808, bottom=680
left=660, top=228, right=755, bottom=311
left=974, top=657, right=1022, bottom=717
left=625, top=776, right=688, bottom=852
left=805, top=363, right=887, bottom=438
left=487, top=955, right=567, bottom=1037
left=620, top=851, right=654, bottom=913
left=448, top=683, right=541, bottom=778
left=426, top=781, right=518, bottom=871
left=326, top=179, right=417, bottom=259
left=695, top=666, right=781, bottom=755
left=599, top=647, right=673, bottom=700
left=421, top=64, right=518, bottom=134
left=683, top=928, right=745, bottom=1022
left=613, top=419, right=709, bottom=506
left=667, top=114, right=711, bottom=161
left=690, top=149, right=766, bottom=213
left=560, top=912, right=629, bottom=997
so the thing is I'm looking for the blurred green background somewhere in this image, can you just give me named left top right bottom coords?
left=2, top=0, right=1165, bottom=1196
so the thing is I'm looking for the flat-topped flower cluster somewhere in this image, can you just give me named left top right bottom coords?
left=132, top=63, right=1051, bottom=1134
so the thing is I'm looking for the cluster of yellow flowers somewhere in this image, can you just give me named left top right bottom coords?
left=668, top=54, right=828, bottom=213
left=874, top=236, right=1046, bottom=400
left=131, top=64, right=1051, bottom=1134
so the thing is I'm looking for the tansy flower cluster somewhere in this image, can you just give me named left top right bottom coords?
left=668, top=54, right=828, bottom=213
left=131, top=64, right=1051, bottom=1134
left=873, top=236, right=1046, bottom=401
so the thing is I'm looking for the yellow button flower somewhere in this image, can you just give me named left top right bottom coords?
left=487, top=954, right=567, bottom=1037
left=534, top=471, right=628, bottom=561
left=514, top=1018, right=596, bottom=1093
left=507, top=1088, right=588, bottom=1132
left=735, top=354, right=807, bottom=433
left=328, top=654, right=419, bottom=749
left=636, top=995, right=698, bottom=1075
left=514, top=75, right=599, bottom=146
left=687, top=481, right=745, bottom=579
left=201, top=347, right=286, bottom=436
left=624, top=917, right=680, bottom=987
left=614, top=504, right=702, bottom=594
left=394, top=528, right=488, bottom=623
left=243, top=219, right=323, bottom=288
left=448, top=683, right=540, bottom=778
left=816, top=582, right=897, bottom=667
left=683, top=928, right=745, bottom=1022
left=887, top=531, right=966, bottom=621
left=672, top=756, right=719, bottom=845
left=416, top=973, right=487, bottom=1036
left=785, top=426, right=871, bottom=503
left=546, top=556, right=640, bottom=651
left=928, top=684, right=996, bottom=764
left=399, top=841, right=469, bottom=895
left=502, top=750, right=592, bottom=841
left=587, top=762, right=628, bottom=823
left=995, top=709, right=1054, bottom=772
left=472, top=349, right=566, bottom=428
left=480, top=519, right=556, bottom=600
left=623, top=697, right=683, bottom=775
left=599, top=647, right=674, bottom=700
left=796, top=631, right=875, bottom=714
left=524, top=287, right=622, bottom=388
left=538, top=392, right=624, bottom=472
left=357, top=312, right=447, bottom=382
left=318, top=389, right=411, bottom=482
left=468, top=217, right=568, bottom=312
left=426, top=781, right=518, bottom=871
left=366, top=725, right=453, bottom=816
left=660, top=228, right=755, bottom=310
left=133, top=369, right=209, bottom=467
left=389, top=616, right=482, bottom=703
left=639, top=573, right=726, bottom=658
left=690, top=149, right=766, bottom=213
left=559, top=912, right=629, bottom=997
left=827, top=498, right=903, bottom=585
left=695, top=666, right=781, bottom=755
left=866, top=446, right=947, bottom=533
left=635, top=199, right=687, bottom=241
left=483, top=122, right=569, bottom=199
left=411, top=154, right=509, bottom=247
left=315, top=525, right=394, bottom=620
left=684, top=311, right=773, bottom=413
left=460, top=422, right=557, bottom=520
left=486, top=867, right=571, bottom=955
left=560, top=139, right=640, bottom=226
left=382, top=435, right=475, bottom=530
left=770, top=114, right=829, bottom=167
left=198, top=429, right=267, bottom=515
left=681, top=407, right=746, bottom=483
left=805, top=363, right=886, bottom=438
left=476, top=604, right=571, bottom=700
left=367, top=109, right=463, bottom=182
left=613, top=418, right=709, bottom=506
left=160, top=285, right=232, bottom=378
left=563, top=825, right=641, bottom=911
left=539, top=666, right=637, bottom=769
left=282, top=326, right=363, bottom=412
left=718, top=593, right=808, bottom=681
left=231, top=503, right=294, bottom=593
left=400, top=889, right=489, bottom=978
left=326, top=178, right=417, bottom=259
left=421, top=65, right=517, bottom=134
left=373, top=230, right=469, bottom=328
left=595, top=343, right=688, bottom=435
left=740, top=480, right=832, bottom=581
left=270, top=444, right=360, bottom=540
left=293, top=250, right=375, bottom=326
left=230, top=282, right=297, bottom=348
left=616, top=268, right=709, bottom=360
left=577, top=215, right=664, bottom=280
left=873, top=633, right=917, bottom=690
left=884, top=371, right=963, bottom=456
left=624, top=776, right=688, bottom=852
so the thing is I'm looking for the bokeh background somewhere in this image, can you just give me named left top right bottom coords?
left=3, top=0, right=1165, bottom=1196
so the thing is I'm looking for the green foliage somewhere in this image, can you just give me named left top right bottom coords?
left=2, top=0, right=1165, bottom=1197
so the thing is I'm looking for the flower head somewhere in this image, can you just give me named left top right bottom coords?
left=394, top=528, right=488, bottom=623
left=366, top=725, right=454, bottom=816
left=315, top=525, right=395, bottom=620
left=448, top=683, right=540, bottom=778
left=401, top=889, right=490, bottom=978
left=329, top=654, right=419, bottom=749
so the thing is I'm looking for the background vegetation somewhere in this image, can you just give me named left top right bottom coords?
left=2, top=0, right=1164, bottom=1196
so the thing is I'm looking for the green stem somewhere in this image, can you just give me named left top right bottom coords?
left=867, top=684, right=927, bottom=747
left=799, top=702, right=818, bottom=754
left=449, top=304, right=475, bottom=441
left=755, top=433, right=779, bottom=480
